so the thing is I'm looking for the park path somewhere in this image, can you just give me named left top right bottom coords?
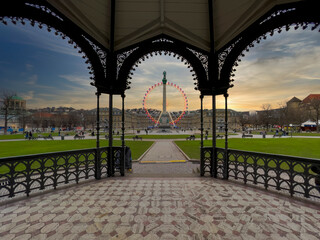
left=139, top=139, right=187, bottom=162
left=131, top=139, right=198, bottom=177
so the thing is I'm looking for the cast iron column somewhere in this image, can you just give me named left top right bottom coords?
left=212, top=94, right=217, bottom=177
left=107, top=0, right=116, bottom=177
left=224, top=92, right=229, bottom=179
left=121, top=93, right=125, bottom=176
left=108, top=93, right=114, bottom=176
left=95, top=92, right=101, bottom=179
left=121, top=94, right=125, bottom=148
left=96, top=92, right=100, bottom=149
left=200, top=95, right=204, bottom=176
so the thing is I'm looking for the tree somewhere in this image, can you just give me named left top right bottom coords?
left=277, top=102, right=289, bottom=130
left=238, top=113, right=250, bottom=131
left=287, top=107, right=307, bottom=132
left=0, top=91, right=17, bottom=135
left=248, top=113, right=259, bottom=130
left=258, top=104, right=274, bottom=131
left=18, top=109, right=28, bottom=133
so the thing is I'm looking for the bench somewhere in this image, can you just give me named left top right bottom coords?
left=216, top=135, right=223, bottom=139
left=242, top=134, right=253, bottom=138
left=44, top=135, right=53, bottom=140
left=105, top=135, right=114, bottom=140
left=133, top=135, right=142, bottom=141
left=273, top=134, right=282, bottom=138
left=186, top=135, right=196, bottom=140
left=74, top=134, right=85, bottom=140
left=37, top=134, right=54, bottom=140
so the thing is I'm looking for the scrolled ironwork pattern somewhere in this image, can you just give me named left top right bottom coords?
left=82, top=35, right=107, bottom=78
left=187, top=47, right=209, bottom=81
left=117, top=47, right=139, bottom=79
left=100, top=147, right=109, bottom=176
left=112, top=147, right=125, bottom=176
left=24, top=2, right=64, bottom=21
left=218, top=2, right=320, bottom=92
left=116, top=36, right=208, bottom=93
left=0, top=146, right=131, bottom=199
left=200, top=147, right=212, bottom=176
left=216, top=148, right=225, bottom=178
left=228, top=22, right=320, bottom=80
left=217, top=38, right=241, bottom=79
left=1, top=1, right=105, bottom=88
left=259, top=8, right=296, bottom=25
left=126, top=49, right=198, bottom=90
left=0, top=149, right=96, bottom=199
left=152, top=38, right=174, bottom=43
left=213, top=148, right=320, bottom=199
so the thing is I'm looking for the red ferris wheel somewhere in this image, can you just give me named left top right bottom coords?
left=142, top=81, right=188, bottom=126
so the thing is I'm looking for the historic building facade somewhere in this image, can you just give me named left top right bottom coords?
left=0, top=95, right=27, bottom=131
left=99, top=108, right=241, bottom=132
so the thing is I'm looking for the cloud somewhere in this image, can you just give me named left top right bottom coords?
left=3, top=23, right=320, bottom=112
left=25, top=64, right=33, bottom=71
left=123, top=55, right=198, bottom=111
left=26, top=74, right=38, bottom=85
left=229, top=29, right=320, bottom=111
left=21, top=91, right=34, bottom=100
left=59, top=75, right=91, bottom=87
left=9, top=23, right=82, bottom=57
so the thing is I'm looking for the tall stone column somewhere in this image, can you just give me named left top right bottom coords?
left=162, top=71, right=167, bottom=112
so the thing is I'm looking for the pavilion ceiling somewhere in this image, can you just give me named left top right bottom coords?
left=46, top=0, right=303, bottom=52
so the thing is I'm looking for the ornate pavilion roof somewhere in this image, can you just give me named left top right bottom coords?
left=46, top=0, right=303, bottom=52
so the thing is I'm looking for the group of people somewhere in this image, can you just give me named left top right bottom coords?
left=25, top=131, right=33, bottom=140
left=274, top=128, right=287, bottom=136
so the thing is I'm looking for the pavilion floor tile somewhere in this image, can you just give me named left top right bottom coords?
left=0, top=177, right=319, bottom=239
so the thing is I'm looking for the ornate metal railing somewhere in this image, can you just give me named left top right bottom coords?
left=108, top=146, right=125, bottom=177
left=201, top=147, right=320, bottom=199
left=0, top=146, right=125, bottom=199
left=200, top=147, right=213, bottom=176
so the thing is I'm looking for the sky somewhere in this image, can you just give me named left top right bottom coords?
left=0, top=21, right=320, bottom=112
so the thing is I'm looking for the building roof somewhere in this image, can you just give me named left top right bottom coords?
left=11, top=95, right=24, bottom=101
left=46, top=0, right=303, bottom=52
left=32, top=112, right=54, bottom=118
left=287, top=96, right=301, bottom=103
left=302, top=94, right=320, bottom=104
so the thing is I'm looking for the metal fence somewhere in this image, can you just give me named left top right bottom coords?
left=0, top=146, right=124, bottom=199
left=201, top=147, right=320, bottom=199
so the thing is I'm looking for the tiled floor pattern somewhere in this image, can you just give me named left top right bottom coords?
left=1, top=177, right=320, bottom=240
left=131, top=162, right=199, bottom=177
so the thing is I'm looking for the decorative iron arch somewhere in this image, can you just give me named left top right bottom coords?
left=116, top=35, right=209, bottom=95
left=219, top=1, right=320, bottom=92
left=0, top=0, right=107, bottom=88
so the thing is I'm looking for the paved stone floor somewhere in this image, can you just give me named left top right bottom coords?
left=1, top=177, right=320, bottom=240
left=131, top=162, right=199, bottom=177
left=1, top=139, right=320, bottom=239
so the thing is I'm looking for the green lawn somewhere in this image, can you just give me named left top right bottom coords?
left=124, top=133, right=236, bottom=139
left=0, top=132, right=76, bottom=140
left=0, top=140, right=153, bottom=160
left=125, top=134, right=200, bottom=139
left=175, top=138, right=320, bottom=160
left=251, top=131, right=320, bottom=136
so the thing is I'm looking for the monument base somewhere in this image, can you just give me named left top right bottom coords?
left=157, top=125, right=172, bottom=133
left=156, top=129, right=172, bottom=133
